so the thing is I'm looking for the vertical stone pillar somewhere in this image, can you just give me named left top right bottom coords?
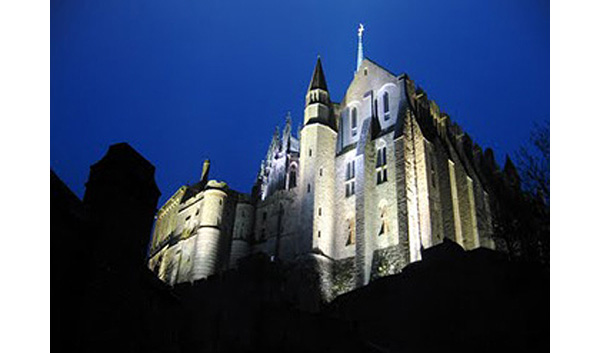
left=394, top=136, right=411, bottom=269
left=354, top=154, right=367, bottom=286
left=448, top=160, right=463, bottom=247
left=466, top=177, right=480, bottom=248
left=404, top=114, right=423, bottom=262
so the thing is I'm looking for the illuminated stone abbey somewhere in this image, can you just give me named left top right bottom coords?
left=148, top=26, right=502, bottom=300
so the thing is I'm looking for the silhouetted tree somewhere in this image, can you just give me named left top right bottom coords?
left=518, top=123, right=549, bottom=264
left=517, top=122, right=550, bottom=205
left=492, top=123, right=549, bottom=265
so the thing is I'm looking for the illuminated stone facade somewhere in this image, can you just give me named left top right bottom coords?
left=148, top=54, right=501, bottom=301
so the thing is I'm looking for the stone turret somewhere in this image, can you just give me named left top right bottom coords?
left=193, top=181, right=230, bottom=278
left=299, top=57, right=338, bottom=258
left=304, top=57, right=335, bottom=129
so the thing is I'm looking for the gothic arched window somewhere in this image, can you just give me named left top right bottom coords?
left=383, top=92, right=390, bottom=121
left=351, top=108, right=358, bottom=136
left=289, top=166, right=297, bottom=189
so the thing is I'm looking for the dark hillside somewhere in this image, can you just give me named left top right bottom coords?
left=172, top=239, right=548, bottom=352
left=326, top=239, right=548, bottom=352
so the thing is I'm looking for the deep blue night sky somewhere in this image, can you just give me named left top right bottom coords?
left=51, top=0, right=549, bottom=205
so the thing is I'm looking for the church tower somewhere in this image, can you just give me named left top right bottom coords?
left=299, top=58, right=337, bottom=258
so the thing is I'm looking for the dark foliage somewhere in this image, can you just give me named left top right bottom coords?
left=491, top=123, right=550, bottom=265
left=517, top=123, right=550, bottom=206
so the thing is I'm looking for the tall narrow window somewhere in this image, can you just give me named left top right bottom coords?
left=383, top=92, right=390, bottom=121
left=351, top=108, right=358, bottom=136
left=376, top=146, right=388, bottom=184
left=289, top=167, right=297, bottom=189
left=345, top=160, right=356, bottom=197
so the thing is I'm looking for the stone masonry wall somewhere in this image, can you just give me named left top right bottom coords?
left=354, top=121, right=369, bottom=286
left=412, top=116, right=434, bottom=250
left=432, top=137, right=459, bottom=244
left=424, top=140, right=444, bottom=246
left=370, top=245, right=403, bottom=281
left=369, top=133, right=400, bottom=257
left=230, top=201, right=254, bottom=268
left=252, top=189, right=299, bottom=261
left=150, top=186, right=186, bottom=252
left=393, top=135, right=412, bottom=269
left=333, top=147, right=357, bottom=261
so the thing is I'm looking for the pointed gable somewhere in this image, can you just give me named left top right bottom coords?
left=338, top=58, right=407, bottom=149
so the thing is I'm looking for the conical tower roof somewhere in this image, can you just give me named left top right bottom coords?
left=309, top=57, right=328, bottom=91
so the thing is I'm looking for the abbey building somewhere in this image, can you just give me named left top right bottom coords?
left=147, top=30, right=504, bottom=300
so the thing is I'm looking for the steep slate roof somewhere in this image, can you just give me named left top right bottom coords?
left=309, top=57, right=328, bottom=91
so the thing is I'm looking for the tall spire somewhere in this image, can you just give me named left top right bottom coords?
left=309, top=56, right=328, bottom=91
left=356, top=23, right=364, bottom=72
left=280, top=112, right=292, bottom=153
